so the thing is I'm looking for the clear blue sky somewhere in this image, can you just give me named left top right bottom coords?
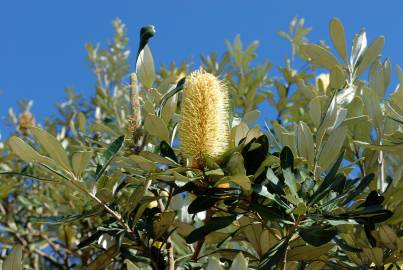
left=1, top=0, right=402, bottom=132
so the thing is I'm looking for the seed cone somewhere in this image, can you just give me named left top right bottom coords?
left=178, top=69, right=230, bottom=166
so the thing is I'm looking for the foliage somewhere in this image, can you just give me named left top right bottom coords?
left=0, top=17, right=402, bottom=270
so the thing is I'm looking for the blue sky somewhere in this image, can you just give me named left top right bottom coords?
left=1, top=0, right=402, bottom=132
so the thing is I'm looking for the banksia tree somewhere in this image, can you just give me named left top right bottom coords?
left=1, top=17, right=403, bottom=270
left=178, top=69, right=230, bottom=167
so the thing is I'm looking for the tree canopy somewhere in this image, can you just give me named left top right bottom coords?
left=0, top=17, right=402, bottom=270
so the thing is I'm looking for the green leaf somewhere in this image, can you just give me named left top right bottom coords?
left=250, top=202, right=287, bottom=222
left=243, top=110, right=260, bottom=126
left=329, top=18, right=347, bottom=62
left=137, top=25, right=156, bottom=60
left=86, top=247, right=119, bottom=270
left=185, top=215, right=237, bottom=244
left=136, top=45, right=156, bottom=89
left=153, top=211, right=176, bottom=239
left=354, top=140, right=403, bottom=153
left=343, top=173, right=375, bottom=205
left=229, top=253, right=248, bottom=270
left=350, top=30, right=367, bottom=67
left=3, top=245, right=23, bottom=270
left=283, top=168, right=298, bottom=198
left=30, top=208, right=102, bottom=224
left=362, top=86, right=383, bottom=129
left=8, top=136, right=58, bottom=169
left=287, top=243, right=335, bottom=261
left=258, top=237, right=289, bottom=270
left=161, top=90, right=178, bottom=124
left=296, top=121, right=315, bottom=166
left=72, top=151, right=92, bottom=177
left=125, top=259, right=141, bottom=270
left=144, top=114, right=169, bottom=141
left=339, top=205, right=393, bottom=224
left=77, top=112, right=86, bottom=133
left=309, top=97, right=323, bottom=128
left=188, top=196, right=219, bottom=214
left=309, top=150, right=345, bottom=205
left=330, top=65, right=346, bottom=90
left=317, top=126, right=346, bottom=172
left=95, top=135, right=125, bottom=180
left=226, top=152, right=246, bottom=176
left=280, top=146, right=294, bottom=170
left=160, top=141, right=178, bottom=163
left=356, top=36, right=385, bottom=76
left=215, top=175, right=251, bottom=194
left=30, top=126, right=72, bottom=172
left=241, top=135, right=269, bottom=175
left=300, top=44, right=340, bottom=70
left=0, top=171, right=60, bottom=183
left=206, top=256, right=224, bottom=270
left=299, top=224, right=337, bottom=247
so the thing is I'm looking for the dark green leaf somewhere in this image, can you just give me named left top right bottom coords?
left=333, top=236, right=362, bottom=252
left=250, top=202, right=288, bottom=222
left=95, top=135, right=125, bottom=180
left=258, top=237, right=289, bottom=270
left=340, top=205, right=393, bottom=224
left=160, top=141, right=178, bottom=162
left=86, top=246, right=119, bottom=270
left=343, top=173, right=375, bottom=205
left=280, top=146, right=294, bottom=170
left=185, top=215, right=237, bottom=244
left=299, top=224, right=337, bottom=247
left=309, top=174, right=345, bottom=206
left=0, top=171, right=59, bottom=183
left=30, top=208, right=102, bottom=224
left=241, top=135, right=269, bottom=175
left=77, top=231, right=103, bottom=249
left=188, top=196, right=219, bottom=214
left=309, top=150, right=345, bottom=205
left=137, top=25, right=156, bottom=60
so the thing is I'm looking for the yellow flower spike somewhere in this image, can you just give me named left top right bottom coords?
left=179, top=69, right=230, bottom=168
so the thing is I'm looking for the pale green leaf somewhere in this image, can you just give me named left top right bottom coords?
left=230, top=253, right=248, bottom=270
left=30, top=127, right=72, bottom=172
left=350, top=30, right=367, bottom=67
left=216, top=175, right=251, bottom=194
left=161, top=91, right=178, bottom=124
left=144, top=114, right=169, bottom=141
left=3, top=245, right=23, bottom=270
left=8, top=136, right=58, bottom=168
left=77, top=112, right=86, bottom=133
left=356, top=36, right=385, bottom=76
left=300, top=44, right=340, bottom=70
left=329, top=65, right=346, bottom=90
left=243, top=110, right=260, bottom=126
left=362, top=86, right=383, bottom=129
left=296, top=121, right=315, bottom=166
left=136, top=45, right=156, bottom=89
left=72, top=151, right=92, bottom=177
left=309, top=96, right=323, bottom=127
left=125, top=260, right=140, bottom=270
left=317, top=126, right=347, bottom=172
left=329, top=18, right=347, bottom=62
left=206, top=257, right=224, bottom=270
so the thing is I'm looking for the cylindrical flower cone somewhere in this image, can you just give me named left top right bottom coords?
left=178, top=69, right=230, bottom=168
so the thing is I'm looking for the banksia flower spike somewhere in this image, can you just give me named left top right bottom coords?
left=179, top=69, right=230, bottom=167
left=127, top=73, right=141, bottom=134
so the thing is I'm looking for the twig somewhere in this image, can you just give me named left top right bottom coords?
left=69, top=176, right=133, bottom=234
left=353, top=143, right=366, bottom=177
